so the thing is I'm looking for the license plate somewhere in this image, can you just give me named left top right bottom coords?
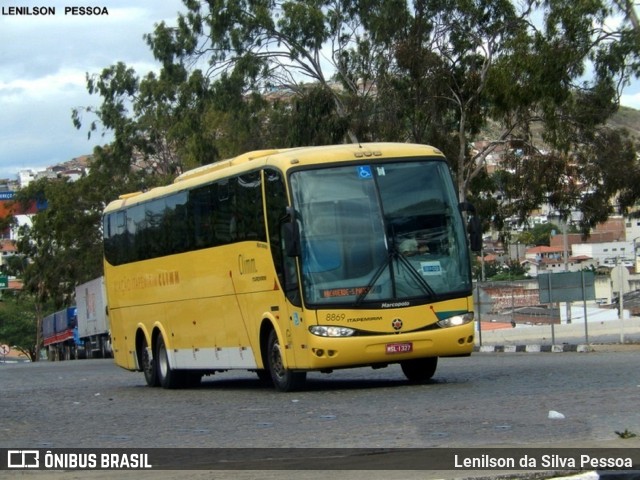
left=386, top=342, right=413, bottom=354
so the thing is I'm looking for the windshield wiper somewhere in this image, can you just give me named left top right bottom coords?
left=355, top=249, right=393, bottom=306
left=355, top=246, right=436, bottom=305
left=394, top=249, right=437, bottom=298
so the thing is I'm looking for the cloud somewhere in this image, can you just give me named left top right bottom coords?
left=620, top=92, right=640, bottom=111
left=0, top=0, right=184, bottom=180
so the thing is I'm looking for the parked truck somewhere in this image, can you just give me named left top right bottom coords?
left=75, top=276, right=112, bottom=359
left=42, top=307, right=83, bottom=361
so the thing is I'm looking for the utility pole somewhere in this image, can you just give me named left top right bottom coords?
left=618, top=256, right=625, bottom=343
left=560, top=216, right=572, bottom=324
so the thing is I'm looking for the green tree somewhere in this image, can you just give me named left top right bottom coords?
left=472, top=256, right=500, bottom=280
left=142, top=0, right=368, bottom=141
left=76, top=0, right=640, bottom=231
left=514, top=222, right=561, bottom=246
left=13, top=168, right=131, bottom=358
left=16, top=179, right=84, bottom=357
left=0, top=294, right=47, bottom=361
left=388, top=0, right=525, bottom=202
left=73, top=62, right=190, bottom=177
left=2, top=254, right=26, bottom=278
left=485, top=0, right=640, bottom=232
left=490, top=259, right=528, bottom=281
left=17, top=177, right=105, bottom=291
left=275, top=85, right=350, bottom=146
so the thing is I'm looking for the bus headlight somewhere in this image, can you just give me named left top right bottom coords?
left=437, top=312, right=474, bottom=328
left=309, top=326, right=356, bottom=337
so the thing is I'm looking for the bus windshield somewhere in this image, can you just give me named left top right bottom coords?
left=290, top=159, right=472, bottom=307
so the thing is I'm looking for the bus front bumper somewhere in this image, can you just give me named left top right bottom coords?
left=301, top=322, right=475, bottom=370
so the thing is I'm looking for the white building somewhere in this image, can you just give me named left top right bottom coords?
left=17, top=168, right=55, bottom=188
left=18, top=169, right=39, bottom=188
left=522, top=245, right=598, bottom=277
left=571, top=241, right=635, bottom=267
left=625, top=217, right=640, bottom=243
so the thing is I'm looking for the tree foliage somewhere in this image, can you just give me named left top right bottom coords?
left=0, top=294, right=46, bottom=361
left=11, top=165, right=146, bottom=358
left=72, top=1, right=640, bottom=234
left=24, top=0, right=632, bottom=297
left=482, top=0, right=640, bottom=233
left=515, top=222, right=561, bottom=247
left=16, top=177, right=104, bottom=301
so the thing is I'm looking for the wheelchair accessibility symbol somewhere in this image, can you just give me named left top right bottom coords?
left=357, top=166, right=373, bottom=179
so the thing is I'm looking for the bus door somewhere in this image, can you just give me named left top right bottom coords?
left=279, top=220, right=310, bottom=368
left=264, top=168, right=309, bottom=369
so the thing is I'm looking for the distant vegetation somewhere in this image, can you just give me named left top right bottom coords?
left=610, top=106, right=640, bottom=141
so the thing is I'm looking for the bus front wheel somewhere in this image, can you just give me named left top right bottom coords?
left=401, top=357, right=438, bottom=383
left=255, top=369, right=273, bottom=386
left=267, top=330, right=306, bottom=392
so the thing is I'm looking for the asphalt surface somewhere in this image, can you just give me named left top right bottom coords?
left=1, top=318, right=639, bottom=480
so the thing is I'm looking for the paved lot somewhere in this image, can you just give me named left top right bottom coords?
left=1, top=329, right=639, bottom=480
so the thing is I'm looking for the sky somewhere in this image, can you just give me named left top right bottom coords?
left=1, top=1, right=640, bottom=182
left=0, top=0, right=185, bottom=180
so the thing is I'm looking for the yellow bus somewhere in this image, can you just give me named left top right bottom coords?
left=102, top=143, right=477, bottom=391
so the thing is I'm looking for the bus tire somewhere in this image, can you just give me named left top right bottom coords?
left=141, top=336, right=159, bottom=387
left=156, top=335, right=180, bottom=389
left=267, top=330, right=306, bottom=392
left=401, top=357, right=438, bottom=383
left=256, top=369, right=273, bottom=386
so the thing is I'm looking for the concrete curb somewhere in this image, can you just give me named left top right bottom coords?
left=474, top=344, right=592, bottom=353
left=474, top=343, right=640, bottom=353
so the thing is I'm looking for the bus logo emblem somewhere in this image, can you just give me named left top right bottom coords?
left=391, top=318, right=403, bottom=330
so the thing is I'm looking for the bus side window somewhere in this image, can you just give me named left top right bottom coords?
left=236, top=172, right=265, bottom=242
left=128, top=204, right=146, bottom=261
left=164, top=191, right=189, bottom=254
left=189, top=185, right=216, bottom=248
left=265, top=169, right=285, bottom=278
left=215, top=180, right=234, bottom=243
left=145, top=199, right=165, bottom=259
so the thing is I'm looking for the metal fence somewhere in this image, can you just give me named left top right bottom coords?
left=474, top=279, right=552, bottom=325
left=473, top=278, right=637, bottom=346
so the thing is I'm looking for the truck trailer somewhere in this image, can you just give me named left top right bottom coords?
left=42, top=307, right=82, bottom=361
left=75, top=276, right=112, bottom=358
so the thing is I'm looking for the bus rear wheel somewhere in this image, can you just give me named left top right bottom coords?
left=156, top=335, right=181, bottom=389
left=141, top=336, right=159, bottom=387
left=401, top=357, right=438, bottom=383
left=267, top=330, right=306, bottom=392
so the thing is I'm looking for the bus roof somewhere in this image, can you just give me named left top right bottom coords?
left=103, top=142, right=445, bottom=213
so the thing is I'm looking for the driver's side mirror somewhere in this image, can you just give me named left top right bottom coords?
left=282, top=221, right=301, bottom=257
